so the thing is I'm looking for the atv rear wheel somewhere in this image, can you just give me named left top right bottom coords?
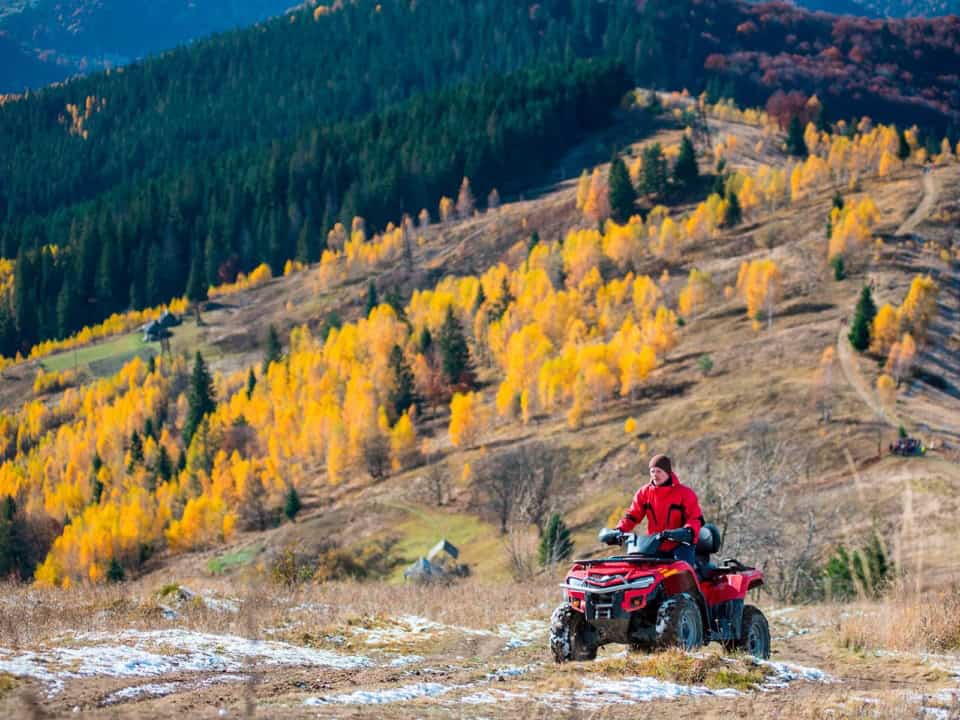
left=731, top=605, right=770, bottom=659
left=550, top=604, right=597, bottom=663
left=655, top=593, right=703, bottom=650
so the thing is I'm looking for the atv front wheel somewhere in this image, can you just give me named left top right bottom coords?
left=550, top=604, right=597, bottom=663
left=655, top=593, right=703, bottom=650
left=730, top=605, right=770, bottom=659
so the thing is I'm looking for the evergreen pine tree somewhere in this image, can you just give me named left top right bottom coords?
left=284, top=484, right=302, bottom=521
left=186, top=242, right=207, bottom=303
left=128, top=431, right=144, bottom=472
left=91, top=476, right=104, bottom=504
left=419, top=327, right=433, bottom=355
left=106, top=557, right=125, bottom=583
left=786, top=116, right=808, bottom=157
left=157, top=446, right=173, bottom=482
left=848, top=285, right=877, bottom=353
left=246, top=367, right=257, bottom=399
left=640, top=143, right=668, bottom=197
left=723, top=190, right=742, bottom=227
left=673, top=135, right=699, bottom=192
left=897, top=128, right=911, bottom=161
left=439, top=306, right=474, bottom=388
left=296, top=216, right=314, bottom=264
left=607, top=156, right=637, bottom=224
left=474, top=284, right=486, bottom=313
left=387, top=344, right=419, bottom=419
left=184, top=351, right=216, bottom=445
left=0, top=495, right=19, bottom=577
left=365, top=280, right=379, bottom=316
left=262, top=325, right=282, bottom=373
left=488, top=277, right=513, bottom=322
left=528, top=231, right=540, bottom=254
left=538, top=513, right=574, bottom=566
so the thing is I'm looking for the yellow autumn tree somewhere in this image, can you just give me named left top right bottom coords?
left=736, top=259, right=782, bottom=330
left=678, top=269, right=714, bottom=319
left=449, top=392, right=489, bottom=448
left=898, top=275, right=939, bottom=341
left=870, top=304, right=900, bottom=355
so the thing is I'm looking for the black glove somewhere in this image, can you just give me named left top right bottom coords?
left=662, top=527, right=694, bottom=544
left=598, top=528, right=624, bottom=546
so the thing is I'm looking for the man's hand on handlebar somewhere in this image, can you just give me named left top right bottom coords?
left=597, top=528, right=624, bottom=546
left=661, top=527, right=694, bottom=544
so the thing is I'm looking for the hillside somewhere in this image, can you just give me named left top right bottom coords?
left=0, top=0, right=297, bottom=93
left=2, top=0, right=960, bottom=365
left=0, top=91, right=958, bottom=717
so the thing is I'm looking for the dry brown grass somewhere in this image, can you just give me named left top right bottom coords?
left=0, top=576, right=557, bottom=649
left=835, top=587, right=960, bottom=653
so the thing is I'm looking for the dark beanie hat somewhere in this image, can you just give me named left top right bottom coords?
left=649, top=454, right=672, bottom=474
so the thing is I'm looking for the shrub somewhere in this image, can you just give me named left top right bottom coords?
left=697, top=354, right=714, bottom=375
left=823, top=531, right=892, bottom=600
left=538, top=513, right=574, bottom=566
left=283, top=485, right=302, bottom=521
left=830, top=255, right=846, bottom=281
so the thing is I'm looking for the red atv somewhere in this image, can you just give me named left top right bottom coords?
left=550, top=525, right=769, bottom=662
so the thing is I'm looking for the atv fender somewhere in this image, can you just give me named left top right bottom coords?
left=660, top=568, right=710, bottom=637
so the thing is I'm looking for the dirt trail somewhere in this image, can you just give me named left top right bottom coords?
left=895, top=169, right=937, bottom=237
left=835, top=169, right=939, bottom=429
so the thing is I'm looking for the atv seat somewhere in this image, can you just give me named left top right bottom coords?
left=695, top=523, right=723, bottom=581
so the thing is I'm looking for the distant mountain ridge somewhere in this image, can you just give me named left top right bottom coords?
left=0, top=0, right=299, bottom=92
left=757, top=0, right=960, bottom=17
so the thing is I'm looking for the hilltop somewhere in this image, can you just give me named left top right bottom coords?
left=0, top=0, right=298, bottom=93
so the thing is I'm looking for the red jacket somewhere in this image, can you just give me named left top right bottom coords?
left=616, top=472, right=704, bottom=550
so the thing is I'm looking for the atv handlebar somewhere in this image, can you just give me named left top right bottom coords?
left=597, top=528, right=624, bottom=546
left=597, top=528, right=694, bottom=549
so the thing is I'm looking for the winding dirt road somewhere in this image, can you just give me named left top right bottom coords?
left=835, top=169, right=939, bottom=429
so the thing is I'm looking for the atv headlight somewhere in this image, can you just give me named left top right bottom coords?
left=565, top=577, right=586, bottom=589
left=631, top=575, right=655, bottom=589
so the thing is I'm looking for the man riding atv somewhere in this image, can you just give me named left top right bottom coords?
left=550, top=452, right=770, bottom=662
left=600, top=454, right=704, bottom=568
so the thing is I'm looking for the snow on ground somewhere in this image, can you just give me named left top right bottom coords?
left=101, top=675, right=247, bottom=705
left=303, top=656, right=833, bottom=708
left=351, top=614, right=546, bottom=651
left=305, top=682, right=461, bottom=705
left=760, top=660, right=835, bottom=688
left=0, top=629, right=371, bottom=695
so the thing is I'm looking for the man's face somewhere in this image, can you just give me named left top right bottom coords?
left=649, top=466, right=669, bottom=485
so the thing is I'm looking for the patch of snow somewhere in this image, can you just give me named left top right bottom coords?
left=911, top=689, right=960, bottom=720
left=760, top=660, right=834, bottom=688
left=101, top=673, right=247, bottom=706
left=570, top=676, right=741, bottom=706
left=103, top=682, right=183, bottom=704
left=459, top=689, right=532, bottom=704
left=81, top=629, right=371, bottom=671
left=387, top=654, right=425, bottom=667
left=495, top=619, right=545, bottom=649
left=0, top=629, right=371, bottom=695
left=353, top=615, right=450, bottom=645
left=352, top=614, right=547, bottom=650
left=202, top=597, right=239, bottom=613
left=304, top=682, right=459, bottom=705
left=485, top=664, right=537, bottom=681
